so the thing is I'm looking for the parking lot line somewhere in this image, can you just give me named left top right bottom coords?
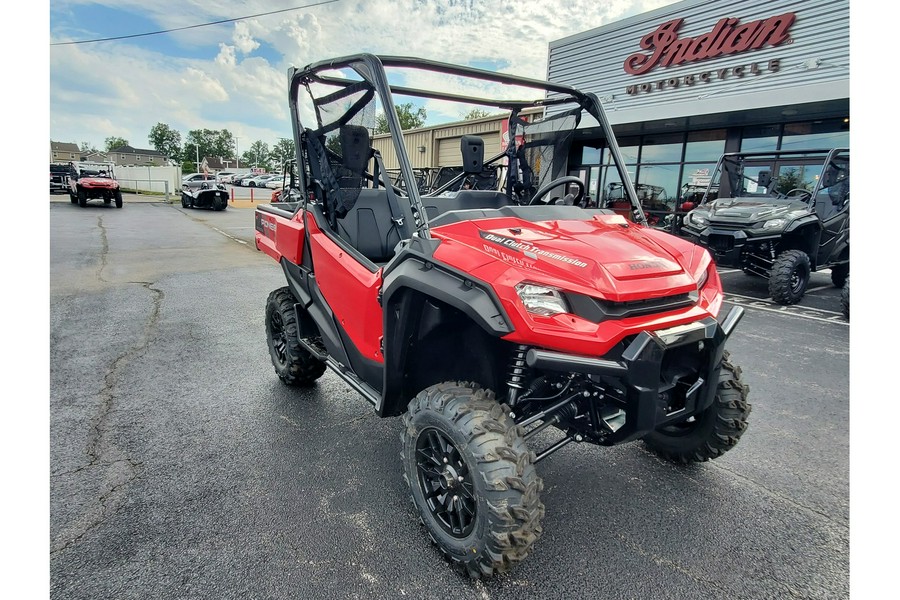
left=724, top=295, right=848, bottom=326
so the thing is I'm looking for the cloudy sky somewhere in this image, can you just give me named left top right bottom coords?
left=48, top=0, right=681, bottom=153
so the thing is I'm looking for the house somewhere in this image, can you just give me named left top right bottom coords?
left=201, top=156, right=241, bottom=172
left=82, top=151, right=109, bottom=163
left=108, top=145, right=166, bottom=167
left=50, top=141, right=82, bottom=163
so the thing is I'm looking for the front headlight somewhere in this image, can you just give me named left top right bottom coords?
left=687, top=211, right=709, bottom=228
left=515, top=283, right=569, bottom=316
left=761, top=218, right=786, bottom=230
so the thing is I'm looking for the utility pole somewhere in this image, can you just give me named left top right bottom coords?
left=235, top=137, right=240, bottom=169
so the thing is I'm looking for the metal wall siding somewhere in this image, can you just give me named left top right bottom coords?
left=547, top=0, right=848, bottom=121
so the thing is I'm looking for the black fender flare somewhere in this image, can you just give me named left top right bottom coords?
left=379, top=253, right=513, bottom=416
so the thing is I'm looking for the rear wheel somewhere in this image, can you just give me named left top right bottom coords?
left=114, top=190, right=123, bottom=208
left=643, top=352, right=750, bottom=463
left=401, top=382, right=544, bottom=578
left=830, top=263, right=848, bottom=288
left=213, top=195, right=227, bottom=211
left=768, top=249, right=811, bottom=305
left=265, top=287, right=325, bottom=386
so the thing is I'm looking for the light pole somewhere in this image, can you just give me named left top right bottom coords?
left=235, top=137, right=240, bottom=170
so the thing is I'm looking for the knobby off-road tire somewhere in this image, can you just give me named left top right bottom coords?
left=642, top=352, right=751, bottom=463
left=401, top=382, right=544, bottom=578
left=841, top=279, right=849, bottom=320
left=115, top=190, right=123, bottom=208
left=69, top=191, right=77, bottom=204
left=769, top=249, right=811, bottom=305
left=265, top=287, right=326, bottom=386
left=77, top=188, right=87, bottom=207
left=831, top=263, right=849, bottom=288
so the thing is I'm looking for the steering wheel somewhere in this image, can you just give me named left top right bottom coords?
left=528, top=176, right=586, bottom=206
left=784, top=188, right=811, bottom=201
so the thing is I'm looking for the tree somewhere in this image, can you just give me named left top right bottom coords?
left=272, top=137, right=296, bottom=167
left=104, top=136, right=129, bottom=151
left=148, top=123, right=182, bottom=161
left=375, top=102, right=427, bottom=134
left=183, top=129, right=236, bottom=171
left=80, top=141, right=98, bottom=155
left=241, top=140, right=272, bottom=170
left=462, top=108, right=491, bottom=121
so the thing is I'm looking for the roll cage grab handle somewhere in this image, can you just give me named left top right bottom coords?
left=286, top=53, right=648, bottom=235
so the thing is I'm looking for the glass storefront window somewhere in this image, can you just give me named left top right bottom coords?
left=680, top=163, right=718, bottom=204
left=635, top=164, right=679, bottom=227
left=781, top=119, right=850, bottom=150
left=684, top=130, right=726, bottom=162
left=639, top=133, right=683, bottom=163
left=607, top=137, right=640, bottom=164
left=741, top=124, right=781, bottom=152
left=580, top=145, right=601, bottom=165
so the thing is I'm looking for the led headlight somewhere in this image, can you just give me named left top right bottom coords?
left=686, top=211, right=709, bottom=228
left=515, top=283, right=569, bottom=316
left=762, top=218, right=786, bottom=230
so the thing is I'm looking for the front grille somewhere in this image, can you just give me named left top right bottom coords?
left=568, top=292, right=695, bottom=323
left=708, top=235, right=735, bottom=251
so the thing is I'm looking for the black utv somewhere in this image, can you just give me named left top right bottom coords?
left=680, top=148, right=849, bottom=305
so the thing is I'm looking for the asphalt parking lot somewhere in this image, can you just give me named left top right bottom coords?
left=48, top=195, right=849, bottom=598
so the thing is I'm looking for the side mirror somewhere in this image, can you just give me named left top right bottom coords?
left=757, top=170, right=771, bottom=189
left=460, top=136, right=484, bottom=174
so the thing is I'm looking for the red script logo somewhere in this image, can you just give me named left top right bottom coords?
left=624, top=12, right=796, bottom=75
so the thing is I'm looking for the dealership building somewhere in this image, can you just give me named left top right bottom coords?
left=546, top=0, right=849, bottom=211
left=374, top=0, right=848, bottom=217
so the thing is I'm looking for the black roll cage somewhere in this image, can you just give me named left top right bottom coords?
left=285, top=54, right=646, bottom=236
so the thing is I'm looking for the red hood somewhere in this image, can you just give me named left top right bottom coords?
left=79, top=177, right=118, bottom=187
left=431, top=213, right=709, bottom=303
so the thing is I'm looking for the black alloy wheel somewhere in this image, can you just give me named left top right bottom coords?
left=264, top=287, right=326, bottom=386
left=414, top=427, right=477, bottom=538
left=401, top=382, right=544, bottom=578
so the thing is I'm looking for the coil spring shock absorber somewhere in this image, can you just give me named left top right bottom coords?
left=506, top=344, right=529, bottom=407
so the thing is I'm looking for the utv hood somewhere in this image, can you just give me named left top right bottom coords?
left=705, top=197, right=808, bottom=224
left=79, top=177, right=118, bottom=188
left=431, top=214, right=706, bottom=302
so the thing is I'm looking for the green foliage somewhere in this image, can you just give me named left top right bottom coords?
left=272, top=137, right=296, bottom=167
left=80, top=141, right=98, bottom=154
left=241, top=140, right=273, bottom=170
left=462, top=108, right=491, bottom=121
left=774, top=168, right=809, bottom=195
left=148, top=123, right=182, bottom=161
left=104, top=136, right=129, bottom=152
left=184, top=128, right=236, bottom=169
left=375, top=102, right=427, bottom=134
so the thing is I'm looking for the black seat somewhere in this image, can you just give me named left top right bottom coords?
left=335, top=189, right=401, bottom=264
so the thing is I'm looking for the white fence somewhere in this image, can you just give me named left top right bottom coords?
left=113, top=166, right=182, bottom=199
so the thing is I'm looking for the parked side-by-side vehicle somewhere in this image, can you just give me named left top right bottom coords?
left=254, top=54, right=751, bottom=579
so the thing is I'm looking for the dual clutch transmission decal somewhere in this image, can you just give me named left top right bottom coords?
left=480, top=231, right=588, bottom=268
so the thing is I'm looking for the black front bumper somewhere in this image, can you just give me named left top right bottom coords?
left=684, top=226, right=778, bottom=268
left=525, top=306, right=744, bottom=445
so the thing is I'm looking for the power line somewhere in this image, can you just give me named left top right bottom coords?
left=50, top=0, right=340, bottom=46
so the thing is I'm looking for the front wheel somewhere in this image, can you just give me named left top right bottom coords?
left=768, top=249, right=811, bottom=305
left=114, top=190, right=123, bottom=208
left=77, top=188, right=87, bottom=207
left=642, top=352, right=750, bottom=463
left=265, top=287, right=326, bottom=386
left=401, top=382, right=544, bottom=578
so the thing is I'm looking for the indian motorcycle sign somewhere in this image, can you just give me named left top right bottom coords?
left=622, top=11, right=796, bottom=95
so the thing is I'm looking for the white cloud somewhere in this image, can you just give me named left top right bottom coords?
left=49, top=0, right=681, bottom=150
